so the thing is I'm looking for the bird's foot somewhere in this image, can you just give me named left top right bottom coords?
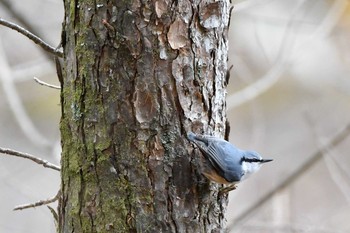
left=219, top=184, right=237, bottom=195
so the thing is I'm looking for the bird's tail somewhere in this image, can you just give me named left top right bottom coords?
left=187, top=132, right=197, bottom=141
left=187, top=132, right=210, bottom=145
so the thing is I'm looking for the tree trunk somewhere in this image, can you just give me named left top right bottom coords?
left=59, top=0, right=230, bottom=232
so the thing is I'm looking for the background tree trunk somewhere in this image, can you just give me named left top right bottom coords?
left=59, top=0, right=230, bottom=232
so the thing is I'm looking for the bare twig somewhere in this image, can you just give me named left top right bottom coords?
left=47, top=205, right=59, bottom=223
left=226, top=123, right=350, bottom=231
left=0, top=0, right=44, bottom=43
left=0, top=0, right=61, bottom=61
left=47, top=205, right=59, bottom=231
left=55, top=56, right=63, bottom=86
left=34, top=77, right=61, bottom=89
left=13, top=190, right=61, bottom=211
left=0, top=18, right=63, bottom=57
left=0, top=147, right=60, bottom=171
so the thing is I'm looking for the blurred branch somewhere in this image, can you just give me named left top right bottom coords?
left=0, top=18, right=63, bottom=57
left=227, top=0, right=305, bottom=109
left=230, top=55, right=266, bottom=148
left=0, top=0, right=61, bottom=64
left=226, top=123, right=350, bottom=231
left=227, top=0, right=347, bottom=110
left=239, top=222, right=346, bottom=233
left=226, top=59, right=285, bottom=109
left=304, top=112, right=350, bottom=206
left=13, top=190, right=61, bottom=211
left=0, top=0, right=43, bottom=39
left=323, top=150, right=350, bottom=205
left=0, top=147, right=60, bottom=171
left=0, top=38, right=52, bottom=147
left=234, top=0, right=275, bottom=12
left=34, top=77, right=61, bottom=89
left=312, top=0, right=348, bottom=38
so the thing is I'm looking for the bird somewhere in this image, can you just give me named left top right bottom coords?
left=188, top=132, right=273, bottom=193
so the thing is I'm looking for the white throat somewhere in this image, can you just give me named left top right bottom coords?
left=241, top=161, right=261, bottom=180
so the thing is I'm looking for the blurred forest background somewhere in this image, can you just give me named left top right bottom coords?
left=1, top=0, right=350, bottom=232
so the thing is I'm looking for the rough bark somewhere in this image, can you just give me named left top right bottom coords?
left=59, top=0, right=230, bottom=232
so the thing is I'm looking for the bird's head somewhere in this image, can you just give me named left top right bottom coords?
left=240, top=151, right=273, bottom=179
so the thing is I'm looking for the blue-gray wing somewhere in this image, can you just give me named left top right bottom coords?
left=206, top=140, right=243, bottom=182
left=188, top=133, right=243, bottom=182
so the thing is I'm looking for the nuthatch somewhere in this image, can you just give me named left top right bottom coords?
left=188, top=132, right=273, bottom=192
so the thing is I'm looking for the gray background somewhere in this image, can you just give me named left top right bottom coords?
left=1, top=0, right=350, bottom=232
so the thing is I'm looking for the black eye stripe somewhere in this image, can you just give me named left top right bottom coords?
left=241, top=157, right=262, bottom=163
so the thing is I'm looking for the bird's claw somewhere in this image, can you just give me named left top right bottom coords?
left=219, top=184, right=237, bottom=195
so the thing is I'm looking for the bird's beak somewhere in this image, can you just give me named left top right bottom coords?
left=261, top=159, right=273, bottom=163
